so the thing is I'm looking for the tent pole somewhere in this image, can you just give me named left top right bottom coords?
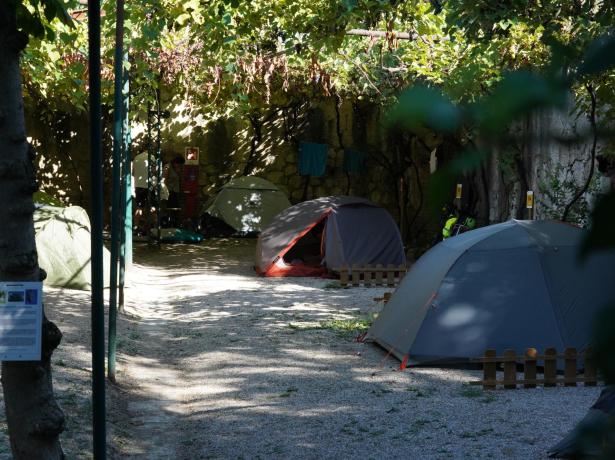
left=87, top=0, right=106, bottom=456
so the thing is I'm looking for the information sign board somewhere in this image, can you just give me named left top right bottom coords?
left=0, top=282, right=43, bottom=361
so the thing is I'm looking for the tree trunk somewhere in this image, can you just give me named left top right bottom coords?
left=0, top=4, right=65, bottom=459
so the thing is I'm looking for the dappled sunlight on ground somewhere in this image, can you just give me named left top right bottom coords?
left=0, top=238, right=602, bottom=459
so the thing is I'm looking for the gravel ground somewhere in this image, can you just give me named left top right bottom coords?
left=0, top=238, right=602, bottom=459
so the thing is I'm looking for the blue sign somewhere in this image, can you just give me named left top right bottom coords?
left=0, top=282, right=43, bottom=361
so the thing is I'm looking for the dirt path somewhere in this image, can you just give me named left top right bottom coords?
left=109, top=239, right=392, bottom=458
left=0, top=238, right=602, bottom=459
left=108, top=240, right=601, bottom=459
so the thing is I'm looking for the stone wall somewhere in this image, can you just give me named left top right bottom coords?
left=28, top=109, right=92, bottom=208
left=486, top=105, right=601, bottom=225
left=160, top=97, right=401, bottom=216
left=25, top=98, right=406, bottom=234
left=26, top=96, right=603, bottom=252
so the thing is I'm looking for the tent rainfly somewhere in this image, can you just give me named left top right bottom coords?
left=367, top=220, right=615, bottom=365
left=202, top=176, right=291, bottom=236
left=256, top=196, right=406, bottom=277
left=34, top=205, right=110, bottom=290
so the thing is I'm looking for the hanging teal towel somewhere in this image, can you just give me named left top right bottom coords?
left=299, top=142, right=328, bottom=177
left=343, top=149, right=364, bottom=173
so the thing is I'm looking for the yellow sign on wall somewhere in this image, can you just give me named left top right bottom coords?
left=526, top=190, right=534, bottom=209
left=455, top=183, right=463, bottom=199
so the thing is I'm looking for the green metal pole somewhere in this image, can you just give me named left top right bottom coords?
left=118, top=167, right=126, bottom=313
left=123, top=61, right=132, bottom=266
left=88, top=0, right=106, bottom=457
left=146, top=101, right=153, bottom=245
left=155, top=89, right=162, bottom=243
left=119, top=57, right=131, bottom=313
left=108, top=0, right=125, bottom=383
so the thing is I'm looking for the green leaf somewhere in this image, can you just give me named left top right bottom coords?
left=426, top=148, right=490, bottom=215
left=580, top=191, right=615, bottom=259
left=426, top=169, right=455, bottom=215
left=42, top=0, right=73, bottom=27
left=591, top=303, right=615, bottom=384
left=176, top=13, right=191, bottom=26
left=578, top=35, right=615, bottom=77
left=343, top=0, right=358, bottom=12
left=475, top=72, right=567, bottom=135
left=388, top=86, right=462, bottom=134
left=16, top=4, right=45, bottom=38
left=449, top=148, right=489, bottom=174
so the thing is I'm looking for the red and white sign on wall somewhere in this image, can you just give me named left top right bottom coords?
left=184, top=147, right=199, bottom=165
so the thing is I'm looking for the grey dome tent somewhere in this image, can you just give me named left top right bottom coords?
left=367, top=220, right=615, bottom=365
left=256, top=196, right=405, bottom=277
left=202, top=176, right=291, bottom=236
left=34, top=205, right=110, bottom=290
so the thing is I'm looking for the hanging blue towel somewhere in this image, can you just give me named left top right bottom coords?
left=298, top=142, right=328, bottom=177
left=343, top=149, right=364, bottom=173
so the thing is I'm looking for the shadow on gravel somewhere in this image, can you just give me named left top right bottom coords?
left=0, top=239, right=596, bottom=459
left=133, top=239, right=257, bottom=277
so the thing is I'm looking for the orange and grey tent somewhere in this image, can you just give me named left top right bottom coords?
left=255, top=196, right=405, bottom=277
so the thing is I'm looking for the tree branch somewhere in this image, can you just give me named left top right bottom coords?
left=346, top=29, right=415, bottom=40
left=562, top=84, right=599, bottom=222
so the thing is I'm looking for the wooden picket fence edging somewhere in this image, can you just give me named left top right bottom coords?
left=373, top=292, right=393, bottom=303
left=470, top=347, right=601, bottom=390
left=337, top=264, right=407, bottom=287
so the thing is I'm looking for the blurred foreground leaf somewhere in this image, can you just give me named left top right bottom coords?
left=388, top=86, right=462, bottom=134
left=592, top=303, right=615, bottom=385
left=427, top=169, right=455, bottom=215
left=581, top=191, right=615, bottom=259
left=578, top=35, right=615, bottom=77
left=427, top=148, right=490, bottom=214
left=474, top=72, right=568, bottom=135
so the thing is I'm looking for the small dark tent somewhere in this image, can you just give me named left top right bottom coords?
left=256, top=196, right=405, bottom=277
left=367, top=220, right=615, bottom=365
left=201, top=176, right=291, bottom=236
